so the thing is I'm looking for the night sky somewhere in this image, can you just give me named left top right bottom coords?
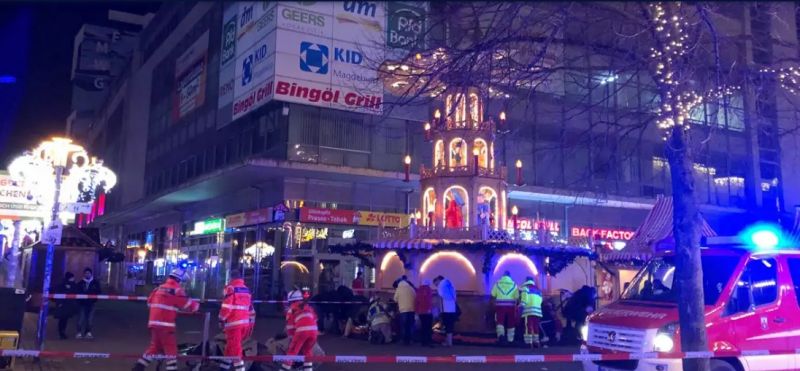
left=0, top=2, right=161, bottom=165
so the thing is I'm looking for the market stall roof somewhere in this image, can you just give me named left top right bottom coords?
left=600, top=196, right=716, bottom=263
left=23, top=226, right=103, bottom=249
left=361, top=238, right=594, bottom=257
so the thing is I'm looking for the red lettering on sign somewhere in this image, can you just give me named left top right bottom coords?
left=570, top=226, right=634, bottom=240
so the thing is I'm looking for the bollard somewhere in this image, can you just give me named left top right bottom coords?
left=202, top=312, right=210, bottom=358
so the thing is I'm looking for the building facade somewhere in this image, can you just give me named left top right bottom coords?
left=71, top=2, right=800, bottom=298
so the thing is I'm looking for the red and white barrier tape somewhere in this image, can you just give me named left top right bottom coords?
left=2, top=349, right=797, bottom=362
left=43, top=294, right=367, bottom=305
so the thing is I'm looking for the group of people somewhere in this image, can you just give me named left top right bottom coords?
left=368, top=274, right=459, bottom=347
left=133, top=268, right=260, bottom=371
left=54, top=268, right=101, bottom=340
left=132, top=268, right=317, bottom=371
left=491, top=271, right=562, bottom=348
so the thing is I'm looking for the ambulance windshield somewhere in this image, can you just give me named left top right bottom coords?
left=621, top=255, right=741, bottom=305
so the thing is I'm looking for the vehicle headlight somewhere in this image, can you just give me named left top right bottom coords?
left=653, top=333, right=674, bottom=352
left=653, top=322, right=677, bottom=352
left=580, top=324, right=589, bottom=341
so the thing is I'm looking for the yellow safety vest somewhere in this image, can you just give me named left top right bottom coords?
left=491, top=276, right=518, bottom=306
left=520, top=286, right=543, bottom=317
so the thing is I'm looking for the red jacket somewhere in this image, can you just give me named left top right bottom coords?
left=147, top=278, right=199, bottom=328
left=414, top=285, right=433, bottom=314
left=219, top=278, right=255, bottom=329
left=286, top=302, right=318, bottom=335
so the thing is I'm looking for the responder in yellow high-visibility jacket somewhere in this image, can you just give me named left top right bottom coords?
left=519, top=276, right=543, bottom=348
left=491, top=271, right=519, bottom=343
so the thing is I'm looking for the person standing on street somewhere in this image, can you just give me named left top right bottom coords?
left=219, top=269, right=255, bottom=371
left=77, top=268, right=101, bottom=339
left=433, top=275, right=457, bottom=347
left=519, top=277, right=543, bottom=348
left=133, top=268, right=199, bottom=371
left=415, top=279, right=434, bottom=347
left=490, top=271, right=519, bottom=344
left=283, top=290, right=318, bottom=371
left=55, top=272, right=78, bottom=340
left=393, top=276, right=416, bottom=345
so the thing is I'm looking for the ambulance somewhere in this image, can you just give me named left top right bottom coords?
left=582, top=226, right=800, bottom=371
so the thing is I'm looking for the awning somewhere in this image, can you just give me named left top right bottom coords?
left=601, top=196, right=716, bottom=263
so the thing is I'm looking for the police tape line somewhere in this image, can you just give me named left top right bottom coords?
left=43, top=294, right=368, bottom=305
left=1, top=349, right=796, bottom=363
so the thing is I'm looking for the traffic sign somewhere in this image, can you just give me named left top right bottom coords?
left=42, top=220, right=63, bottom=245
left=59, top=202, right=92, bottom=214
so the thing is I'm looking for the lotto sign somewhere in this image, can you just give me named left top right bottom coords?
left=357, top=211, right=409, bottom=228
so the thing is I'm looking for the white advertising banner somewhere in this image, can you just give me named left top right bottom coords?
left=217, top=3, right=238, bottom=125
left=331, top=1, right=386, bottom=47
left=173, top=31, right=209, bottom=121
left=225, top=1, right=386, bottom=124
left=0, top=173, right=45, bottom=219
left=232, top=30, right=277, bottom=120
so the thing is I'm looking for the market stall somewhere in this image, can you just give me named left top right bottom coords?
left=596, top=195, right=716, bottom=304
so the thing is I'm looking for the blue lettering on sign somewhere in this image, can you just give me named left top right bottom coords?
left=343, top=1, right=377, bottom=17
left=334, top=48, right=363, bottom=65
left=240, top=5, right=254, bottom=26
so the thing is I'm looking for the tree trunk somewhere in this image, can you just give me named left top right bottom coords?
left=2, top=220, right=22, bottom=288
left=666, top=127, right=709, bottom=371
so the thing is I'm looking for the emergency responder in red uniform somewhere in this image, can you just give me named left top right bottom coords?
left=219, top=269, right=255, bottom=371
left=283, top=290, right=318, bottom=371
left=133, top=268, right=199, bottom=371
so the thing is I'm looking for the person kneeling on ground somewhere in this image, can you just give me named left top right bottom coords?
left=367, top=297, right=392, bottom=344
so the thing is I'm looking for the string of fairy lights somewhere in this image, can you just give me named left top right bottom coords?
left=649, top=2, right=739, bottom=132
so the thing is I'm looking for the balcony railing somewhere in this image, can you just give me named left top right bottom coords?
left=432, top=119, right=497, bottom=133
left=379, top=226, right=512, bottom=241
left=420, top=165, right=507, bottom=180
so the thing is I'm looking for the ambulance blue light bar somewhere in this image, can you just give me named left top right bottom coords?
left=703, top=223, right=789, bottom=250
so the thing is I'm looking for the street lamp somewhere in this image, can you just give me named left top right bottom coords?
left=424, top=122, right=432, bottom=142
left=515, top=159, right=524, bottom=186
left=8, top=137, right=116, bottom=350
left=403, top=155, right=411, bottom=182
left=473, top=147, right=480, bottom=175
left=511, top=205, right=519, bottom=238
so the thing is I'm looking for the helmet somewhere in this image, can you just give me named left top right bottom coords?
left=169, top=268, right=186, bottom=281
left=287, top=290, right=304, bottom=303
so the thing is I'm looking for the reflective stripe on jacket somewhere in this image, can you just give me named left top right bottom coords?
left=147, top=278, right=199, bottom=328
left=286, top=303, right=318, bottom=335
left=491, top=276, right=518, bottom=306
left=219, top=279, right=255, bottom=329
left=520, top=286, right=543, bottom=317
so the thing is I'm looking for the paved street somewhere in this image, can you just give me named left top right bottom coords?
left=15, top=301, right=581, bottom=371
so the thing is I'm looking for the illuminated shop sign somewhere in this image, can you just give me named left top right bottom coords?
left=190, top=218, right=224, bottom=235
left=570, top=226, right=635, bottom=240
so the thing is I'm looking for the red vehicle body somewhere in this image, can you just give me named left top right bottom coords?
left=583, top=247, right=800, bottom=371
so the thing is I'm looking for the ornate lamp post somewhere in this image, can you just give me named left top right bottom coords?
left=403, top=155, right=411, bottom=182
left=8, top=137, right=116, bottom=350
